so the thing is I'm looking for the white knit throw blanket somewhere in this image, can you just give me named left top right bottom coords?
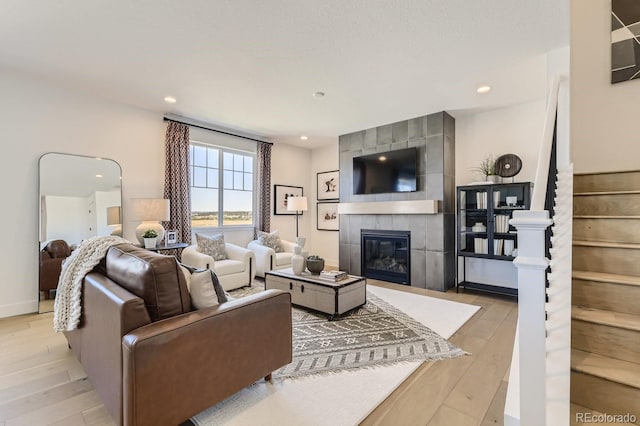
left=53, top=235, right=130, bottom=332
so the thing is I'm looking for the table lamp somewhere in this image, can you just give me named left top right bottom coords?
left=130, top=198, right=170, bottom=245
left=106, top=206, right=122, bottom=236
left=287, top=196, right=307, bottom=238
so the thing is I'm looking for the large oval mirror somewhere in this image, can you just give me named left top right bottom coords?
left=38, top=153, right=122, bottom=313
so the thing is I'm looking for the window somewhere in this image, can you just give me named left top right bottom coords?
left=190, top=143, right=254, bottom=228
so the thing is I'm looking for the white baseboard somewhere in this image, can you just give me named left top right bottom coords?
left=0, top=299, right=39, bottom=318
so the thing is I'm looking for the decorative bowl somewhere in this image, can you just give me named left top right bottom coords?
left=306, top=258, right=325, bottom=274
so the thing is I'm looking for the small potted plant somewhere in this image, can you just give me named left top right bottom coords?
left=306, top=255, right=325, bottom=274
left=473, top=154, right=499, bottom=183
left=143, top=229, right=158, bottom=249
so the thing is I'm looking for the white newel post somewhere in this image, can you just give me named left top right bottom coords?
left=510, top=210, right=553, bottom=426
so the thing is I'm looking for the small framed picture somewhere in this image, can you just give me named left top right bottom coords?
left=166, top=230, right=177, bottom=244
left=317, top=170, right=339, bottom=200
left=317, top=202, right=339, bottom=231
left=274, top=184, right=304, bottom=215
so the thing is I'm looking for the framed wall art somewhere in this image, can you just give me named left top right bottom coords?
left=317, top=202, right=339, bottom=231
left=317, top=170, right=339, bottom=200
left=612, top=0, right=640, bottom=84
left=274, top=184, right=304, bottom=215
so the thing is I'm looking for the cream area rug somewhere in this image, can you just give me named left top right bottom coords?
left=192, top=285, right=480, bottom=426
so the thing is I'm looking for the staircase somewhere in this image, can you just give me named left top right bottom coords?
left=571, top=171, right=640, bottom=423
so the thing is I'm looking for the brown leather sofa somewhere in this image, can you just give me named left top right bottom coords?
left=63, top=243, right=292, bottom=426
left=39, top=239, right=72, bottom=298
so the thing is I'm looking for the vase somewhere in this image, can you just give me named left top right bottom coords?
left=295, top=236, right=306, bottom=248
left=486, top=175, right=500, bottom=184
left=144, top=237, right=157, bottom=249
left=291, top=246, right=305, bottom=275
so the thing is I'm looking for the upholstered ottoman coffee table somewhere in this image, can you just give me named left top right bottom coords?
left=265, top=268, right=367, bottom=320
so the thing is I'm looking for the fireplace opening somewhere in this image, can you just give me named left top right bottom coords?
left=361, top=229, right=411, bottom=285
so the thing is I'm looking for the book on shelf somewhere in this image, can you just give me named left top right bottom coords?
left=475, top=191, right=488, bottom=209
left=319, top=270, right=348, bottom=281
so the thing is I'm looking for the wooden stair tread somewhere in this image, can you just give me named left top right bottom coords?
left=574, top=215, right=640, bottom=219
left=573, top=240, right=640, bottom=250
left=574, top=190, right=640, bottom=196
left=573, top=270, right=640, bottom=287
left=571, top=349, right=640, bottom=389
left=572, top=306, right=640, bottom=332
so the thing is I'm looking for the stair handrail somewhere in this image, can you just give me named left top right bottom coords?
left=506, top=74, right=569, bottom=426
left=531, top=76, right=560, bottom=211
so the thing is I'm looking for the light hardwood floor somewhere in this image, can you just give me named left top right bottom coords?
left=363, top=281, right=517, bottom=426
left=0, top=281, right=517, bottom=426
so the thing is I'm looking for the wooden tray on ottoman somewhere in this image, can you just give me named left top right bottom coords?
left=265, top=268, right=367, bottom=320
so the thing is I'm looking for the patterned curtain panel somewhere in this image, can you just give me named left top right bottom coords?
left=164, top=121, right=192, bottom=244
left=255, top=141, right=272, bottom=238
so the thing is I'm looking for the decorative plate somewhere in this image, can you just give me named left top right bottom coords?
left=495, top=154, right=522, bottom=178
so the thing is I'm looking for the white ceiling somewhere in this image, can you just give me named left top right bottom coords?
left=1, top=0, right=568, bottom=148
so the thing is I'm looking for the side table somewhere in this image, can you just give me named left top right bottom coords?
left=144, top=242, right=189, bottom=261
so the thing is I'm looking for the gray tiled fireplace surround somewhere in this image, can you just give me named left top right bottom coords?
left=338, top=111, right=456, bottom=291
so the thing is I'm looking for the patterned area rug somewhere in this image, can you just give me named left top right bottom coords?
left=229, top=284, right=466, bottom=380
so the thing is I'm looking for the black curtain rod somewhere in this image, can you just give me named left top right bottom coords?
left=163, top=117, right=273, bottom=145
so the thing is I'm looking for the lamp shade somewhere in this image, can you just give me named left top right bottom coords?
left=287, top=196, right=308, bottom=212
left=106, top=206, right=121, bottom=226
left=130, top=198, right=170, bottom=222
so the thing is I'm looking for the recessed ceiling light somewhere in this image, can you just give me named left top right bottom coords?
left=300, top=135, right=308, bottom=140
left=378, top=156, right=387, bottom=162
left=476, top=85, right=491, bottom=94
left=96, top=174, right=103, bottom=178
left=312, top=91, right=325, bottom=98
left=164, top=96, right=177, bottom=103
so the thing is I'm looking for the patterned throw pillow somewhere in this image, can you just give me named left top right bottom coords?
left=196, top=233, right=228, bottom=260
left=258, top=230, right=283, bottom=253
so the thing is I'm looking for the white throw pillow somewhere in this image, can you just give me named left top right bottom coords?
left=180, top=264, right=192, bottom=290
left=180, top=264, right=228, bottom=310
left=189, top=271, right=219, bottom=309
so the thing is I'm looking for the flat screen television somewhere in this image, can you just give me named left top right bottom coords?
left=353, top=147, right=417, bottom=195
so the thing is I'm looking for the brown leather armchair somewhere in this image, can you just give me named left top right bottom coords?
left=39, top=239, right=72, bottom=298
left=63, top=243, right=292, bottom=426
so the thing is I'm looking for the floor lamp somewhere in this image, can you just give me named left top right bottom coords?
left=287, top=196, right=308, bottom=238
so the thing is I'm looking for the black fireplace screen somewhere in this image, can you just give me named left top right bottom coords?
left=361, top=229, right=411, bottom=285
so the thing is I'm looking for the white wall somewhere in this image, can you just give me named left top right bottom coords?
left=44, top=196, right=90, bottom=246
left=0, top=70, right=166, bottom=318
left=571, top=0, right=640, bottom=173
left=269, top=143, right=313, bottom=244
left=309, top=143, right=339, bottom=267
left=454, top=100, right=546, bottom=185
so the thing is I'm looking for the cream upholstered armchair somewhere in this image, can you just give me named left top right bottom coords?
left=182, top=240, right=255, bottom=291
left=247, top=237, right=296, bottom=278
